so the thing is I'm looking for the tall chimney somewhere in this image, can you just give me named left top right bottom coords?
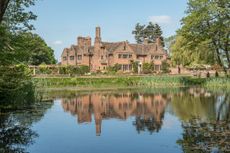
left=96, top=27, right=101, bottom=38
left=144, top=38, right=149, bottom=45
left=94, top=26, right=101, bottom=48
left=156, top=37, right=162, bottom=46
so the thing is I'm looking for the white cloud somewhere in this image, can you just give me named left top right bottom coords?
left=149, top=15, right=172, bottom=24
left=53, top=40, right=63, bottom=45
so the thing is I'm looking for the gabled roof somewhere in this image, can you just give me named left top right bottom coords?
left=102, top=42, right=124, bottom=53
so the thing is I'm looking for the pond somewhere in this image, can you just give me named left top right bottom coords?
left=0, top=88, right=229, bottom=153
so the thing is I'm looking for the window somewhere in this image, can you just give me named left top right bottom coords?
left=118, top=54, right=132, bottom=59
left=155, top=56, right=159, bottom=60
left=123, top=54, right=128, bottom=59
left=122, top=64, right=132, bottom=71
left=151, top=55, right=154, bottom=60
left=77, top=55, right=82, bottom=60
left=160, top=56, right=163, bottom=59
left=63, top=56, right=67, bottom=61
left=70, top=56, right=74, bottom=60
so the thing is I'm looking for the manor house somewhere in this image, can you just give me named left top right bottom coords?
left=61, top=27, right=168, bottom=72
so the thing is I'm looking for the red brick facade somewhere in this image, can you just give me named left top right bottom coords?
left=61, top=27, right=168, bottom=72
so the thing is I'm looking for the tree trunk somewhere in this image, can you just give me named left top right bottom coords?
left=224, top=33, right=230, bottom=68
left=212, top=39, right=227, bottom=73
left=0, top=0, right=10, bottom=24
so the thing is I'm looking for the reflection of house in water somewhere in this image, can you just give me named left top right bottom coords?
left=61, top=93, right=170, bottom=136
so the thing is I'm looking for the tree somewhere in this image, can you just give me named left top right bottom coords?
left=171, top=35, right=215, bottom=66
left=0, top=0, right=10, bottom=23
left=142, top=62, right=154, bottom=74
left=161, top=60, right=170, bottom=73
left=179, top=0, right=230, bottom=70
left=164, top=35, right=176, bottom=56
left=13, top=32, right=56, bottom=65
left=132, top=22, right=165, bottom=46
left=1, top=0, right=37, bottom=31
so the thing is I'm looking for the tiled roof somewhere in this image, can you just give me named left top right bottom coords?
left=62, top=41, right=166, bottom=56
left=102, top=42, right=124, bottom=53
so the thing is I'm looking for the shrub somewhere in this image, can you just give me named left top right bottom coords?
left=161, top=60, right=170, bottom=73
left=142, top=63, right=154, bottom=74
left=131, top=61, right=138, bottom=73
left=107, top=64, right=122, bottom=73
left=38, top=64, right=52, bottom=74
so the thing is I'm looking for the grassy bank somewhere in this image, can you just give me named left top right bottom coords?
left=33, top=76, right=230, bottom=90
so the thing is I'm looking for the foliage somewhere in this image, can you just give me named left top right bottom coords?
left=171, top=35, right=215, bottom=66
left=1, top=0, right=37, bottom=31
left=132, top=22, right=165, bottom=46
left=131, top=61, right=138, bottom=73
left=18, top=32, right=56, bottom=65
left=161, top=60, right=170, bottom=73
left=142, top=62, right=154, bottom=74
left=6, top=32, right=56, bottom=65
left=107, top=63, right=122, bottom=73
left=178, top=0, right=230, bottom=69
left=164, top=35, right=176, bottom=56
left=59, top=65, right=90, bottom=76
left=0, top=64, right=36, bottom=109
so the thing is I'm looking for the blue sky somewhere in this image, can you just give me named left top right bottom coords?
left=31, top=0, right=188, bottom=61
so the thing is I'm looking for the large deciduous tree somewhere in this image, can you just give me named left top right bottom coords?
left=179, top=0, right=230, bottom=70
left=1, top=0, right=37, bottom=31
left=132, top=22, right=165, bottom=46
left=171, top=35, right=215, bottom=66
left=0, top=0, right=10, bottom=23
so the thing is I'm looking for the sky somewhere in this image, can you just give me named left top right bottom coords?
left=31, top=0, right=188, bottom=61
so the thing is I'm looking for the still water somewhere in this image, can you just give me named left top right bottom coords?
left=1, top=88, right=230, bottom=153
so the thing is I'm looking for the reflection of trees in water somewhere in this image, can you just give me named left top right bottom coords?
left=176, top=91, right=230, bottom=152
left=177, top=119, right=230, bottom=153
left=133, top=116, right=163, bottom=134
left=171, top=88, right=230, bottom=121
left=0, top=85, right=54, bottom=153
left=0, top=114, right=38, bottom=153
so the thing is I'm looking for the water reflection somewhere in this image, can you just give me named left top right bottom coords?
left=0, top=100, right=54, bottom=153
left=62, top=92, right=171, bottom=135
left=60, top=88, right=229, bottom=134
left=1, top=88, right=229, bottom=153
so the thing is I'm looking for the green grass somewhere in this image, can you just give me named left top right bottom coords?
left=33, top=76, right=230, bottom=90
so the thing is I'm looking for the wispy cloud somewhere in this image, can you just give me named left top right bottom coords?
left=149, top=15, right=172, bottom=24
left=53, top=40, right=63, bottom=45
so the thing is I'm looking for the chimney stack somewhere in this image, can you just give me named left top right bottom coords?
left=96, top=27, right=101, bottom=38
left=156, top=37, right=162, bottom=46
left=94, top=26, right=101, bottom=48
left=144, top=38, right=149, bottom=45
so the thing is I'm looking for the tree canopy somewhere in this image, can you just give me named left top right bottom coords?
left=0, top=0, right=56, bottom=66
left=132, top=22, right=165, bottom=46
left=0, top=0, right=37, bottom=31
left=174, top=0, right=230, bottom=69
